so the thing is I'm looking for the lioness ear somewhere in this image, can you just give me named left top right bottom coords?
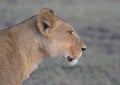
left=37, top=8, right=57, bottom=36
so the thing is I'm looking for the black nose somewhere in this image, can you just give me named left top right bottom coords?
left=81, top=47, right=86, bottom=51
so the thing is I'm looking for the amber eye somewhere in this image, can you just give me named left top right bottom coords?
left=69, top=30, right=74, bottom=35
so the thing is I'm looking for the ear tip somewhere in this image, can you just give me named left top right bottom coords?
left=40, top=8, right=54, bottom=14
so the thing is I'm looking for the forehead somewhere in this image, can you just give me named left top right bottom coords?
left=56, top=18, right=74, bottom=31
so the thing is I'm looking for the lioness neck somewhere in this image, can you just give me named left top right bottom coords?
left=7, top=16, right=49, bottom=79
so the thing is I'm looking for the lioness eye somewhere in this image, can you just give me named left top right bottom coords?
left=69, top=31, right=74, bottom=35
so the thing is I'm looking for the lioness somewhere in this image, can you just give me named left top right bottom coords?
left=0, top=8, right=86, bottom=85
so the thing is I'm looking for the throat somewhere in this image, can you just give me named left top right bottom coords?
left=20, top=44, right=43, bottom=78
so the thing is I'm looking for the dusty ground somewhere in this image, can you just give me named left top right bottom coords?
left=0, top=0, right=120, bottom=85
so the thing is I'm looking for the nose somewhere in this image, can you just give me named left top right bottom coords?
left=81, top=47, right=86, bottom=51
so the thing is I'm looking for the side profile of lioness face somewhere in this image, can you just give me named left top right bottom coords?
left=0, top=8, right=86, bottom=85
left=37, top=8, right=86, bottom=66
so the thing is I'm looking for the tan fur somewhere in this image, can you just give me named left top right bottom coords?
left=0, top=8, right=86, bottom=85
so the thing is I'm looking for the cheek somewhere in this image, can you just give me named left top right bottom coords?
left=70, top=47, right=82, bottom=58
left=54, top=31, right=70, bottom=41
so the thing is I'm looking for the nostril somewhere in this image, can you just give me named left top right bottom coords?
left=81, top=47, right=86, bottom=51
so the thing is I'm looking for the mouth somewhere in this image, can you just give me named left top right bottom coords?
left=63, top=55, right=79, bottom=67
left=67, top=56, right=74, bottom=62
left=66, top=58, right=79, bottom=67
left=62, top=52, right=82, bottom=67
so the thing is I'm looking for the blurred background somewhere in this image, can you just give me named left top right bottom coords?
left=0, top=0, right=120, bottom=85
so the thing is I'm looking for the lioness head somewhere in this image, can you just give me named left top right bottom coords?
left=37, top=8, right=86, bottom=66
